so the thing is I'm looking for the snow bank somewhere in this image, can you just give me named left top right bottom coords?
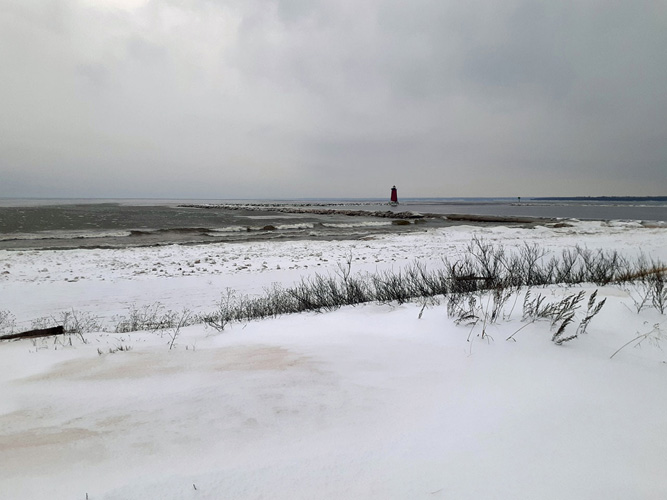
left=1, top=222, right=666, bottom=499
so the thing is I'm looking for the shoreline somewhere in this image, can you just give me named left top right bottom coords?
left=1, top=199, right=664, bottom=252
left=0, top=210, right=560, bottom=252
left=2, top=220, right=665, bottom=331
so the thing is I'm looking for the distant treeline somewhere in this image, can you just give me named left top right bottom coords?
left=532, top=196, right=667, bottom=202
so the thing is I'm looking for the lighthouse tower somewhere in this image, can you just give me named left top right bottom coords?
left=390, top=185, right=398, bottom=205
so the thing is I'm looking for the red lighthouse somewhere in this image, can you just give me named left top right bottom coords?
left=390, top=185, right=398, bottom=205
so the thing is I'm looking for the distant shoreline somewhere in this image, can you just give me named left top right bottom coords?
left=531, top=196, right=667, bottom=202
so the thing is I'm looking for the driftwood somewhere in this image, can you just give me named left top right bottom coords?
left=0, top=325, right=65, bottom=341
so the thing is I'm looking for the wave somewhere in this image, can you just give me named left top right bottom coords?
left=208, top=226, right=249, bottom=233
left=242, top=214, right=315, bottom=220
left=275, top=223, right=315, bottom=230
left=0, top=230, right=132, bottom=242
left=322, top=221, right=393, bottom=228
left=0, top=223, right=321, bottom=244
left=236, top=223, right=316, bottom=232
left=129, top=227, right=213, bottom=237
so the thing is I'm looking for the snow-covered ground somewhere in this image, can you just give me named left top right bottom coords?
left=2, top=220, right=663, bottom=329
left=1, top=221, right=667, bottom=499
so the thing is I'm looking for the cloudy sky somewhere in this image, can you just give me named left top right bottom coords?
left=1, top=0, right=665, bottom=199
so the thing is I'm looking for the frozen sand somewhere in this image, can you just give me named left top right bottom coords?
left=1, top=221, right=667, bottom=499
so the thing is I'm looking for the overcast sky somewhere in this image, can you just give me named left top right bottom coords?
left=1, top=0, right=666, bottom=199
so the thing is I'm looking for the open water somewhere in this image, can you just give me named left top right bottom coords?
left=0, top=198, right=664, bottom=250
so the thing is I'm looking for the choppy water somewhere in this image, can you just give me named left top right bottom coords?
left=0, top=198, right=664, bottom=250
left=0, top=200, right=425, bottom=250
left=403, top=199, right=667, bottom=221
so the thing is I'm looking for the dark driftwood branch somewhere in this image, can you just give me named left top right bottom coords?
left=0, top=325, right=65, bottom=341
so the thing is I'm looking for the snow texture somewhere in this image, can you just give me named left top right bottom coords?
left=1, top=221, right=666, bottom=499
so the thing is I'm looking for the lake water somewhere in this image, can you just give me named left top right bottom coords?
left=0, top=197, right=664, bottom=250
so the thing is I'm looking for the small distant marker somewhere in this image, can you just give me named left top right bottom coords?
left=390, top=185, right=398, bottom=205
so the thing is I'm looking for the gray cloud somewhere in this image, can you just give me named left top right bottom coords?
left=0, top=0, right=665, bottom=198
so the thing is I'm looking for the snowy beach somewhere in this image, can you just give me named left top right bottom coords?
left=1, top=220, right=667, bottom=499
left=4, top=0, right=667, bottom=497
